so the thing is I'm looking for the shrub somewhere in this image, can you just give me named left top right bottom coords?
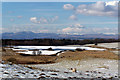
left=2, top=48, right=6, bottom=51
left=95, top=43, right=98, bottom=45
left=47, top=47, right=53, bottom=51
left=7, top=57, right=17, bottom=63
left=75, top=48, right=85, bottom=51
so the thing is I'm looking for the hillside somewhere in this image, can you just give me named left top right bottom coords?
left=2, top=31, right=118, bottom=39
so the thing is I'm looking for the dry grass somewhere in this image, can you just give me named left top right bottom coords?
left=57, top=50, right=118, bottom=61
left=2, top=48, right=57, bottom=64
left=98, top=66, right=109, bottom=69
left=2, top=54, right=57, bottom=64
left=1, top=46, right=119, bottom=64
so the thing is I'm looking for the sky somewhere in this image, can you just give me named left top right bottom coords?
left=1, top=0, right=119, bottom=2
left=2, top=1, right=118, bottom=35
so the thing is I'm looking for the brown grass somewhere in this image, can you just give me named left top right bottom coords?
left=1, top=46, right=119, bottom=64
left=57, top=50, right=118, bottom=61
left=2, top=48, right=57, bottom=64
left=2, top=54, right=57, bottom=64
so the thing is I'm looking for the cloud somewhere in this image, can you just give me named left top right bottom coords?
left=30, top=17, right=39, bottom=23
left=62, top=27, right=73, bottom=32
left=103, top=33, right=116, bottom=35
left=0, top=28, right=4, bottom=32
left=63, top=4, right=75, bottom=10
left=59, top=23, right=117, bottom=35
left=30, top=16, right=59, bottom=24
left=76, top=1, right=118, bottom=17
left=62, top=23, right=84, bottom=33
left=62, top=27, right=83, bottom=33
left=105, top=1, right=118, bottom=6
left=85, top=27, right=118, bottom=34
left=69, top=15, right=77, bottom=20
left=51, top=16, right=59, bottom=22
left=2, top=24, right=50, bottom=33
left=64, top=1, right=118, bottom=17
left=71, top=23, right=84, bottom=28
left=40, top=17, right=48, bottom=23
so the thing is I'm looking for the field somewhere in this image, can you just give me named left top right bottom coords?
left=1, top=42, right=119, bottom=78
left=2, top=45, right=118, bottom=64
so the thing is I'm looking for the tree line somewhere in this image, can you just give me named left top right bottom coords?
left=1, top=38, right=120, bottom=46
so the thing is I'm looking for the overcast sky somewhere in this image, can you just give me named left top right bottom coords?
left=2, top=1, right=118, bottom=35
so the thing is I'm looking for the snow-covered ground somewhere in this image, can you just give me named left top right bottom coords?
left=17, top=50, right=62, bottom=56
left=110, top=51, right=119, bottom=55
left=75, top=42, right=119, bottom=49
left=26, top=58, right=119, bottom=78
left=0, top=59, right=119, bottom=78
left=12, top=48, right=28, bottom=51
left=14, top=46, right=106, bottom=51
left=97, top=42, right=119, bottom=49
left=11, top=46, right=105, bottom=55
left=1, top=43, right=119, bottom=78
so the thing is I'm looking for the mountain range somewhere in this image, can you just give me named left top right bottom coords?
left=2, top=31, right=118, bottom=40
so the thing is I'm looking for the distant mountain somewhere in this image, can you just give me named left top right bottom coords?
left=2, top=31, right=118, bottom=39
